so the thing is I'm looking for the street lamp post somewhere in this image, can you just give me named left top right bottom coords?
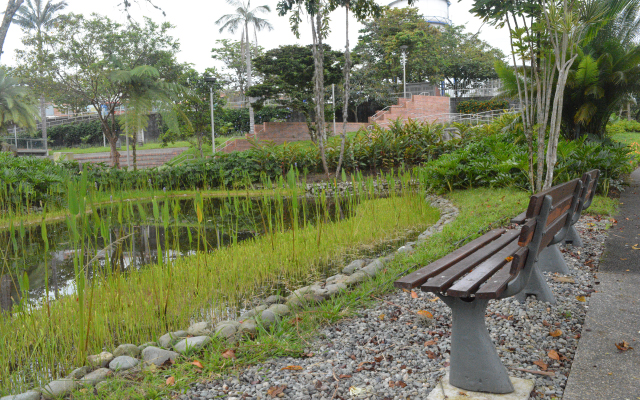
left=400, top=45, right=408, bottom=99
left=204, top=76, right=217, bottom=155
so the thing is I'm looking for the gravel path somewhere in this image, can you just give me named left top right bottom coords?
left=181, top=217, right=609, bottom=400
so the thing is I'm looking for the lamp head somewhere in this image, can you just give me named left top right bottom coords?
left=400, top=45, right=408, bottom=52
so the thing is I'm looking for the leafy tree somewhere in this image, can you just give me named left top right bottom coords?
left=562, top=1, right=640, bottom=138
left=112, top=65, right=185, bottom=169
left=216, top=0, right=273, bottom=137
left=163, top=67, right=226, bottom=158
left=0, top=68, right=38, bottom=134
left=248, top=44, right=343, bottom=139
left=16, top=14, right=182, bottom=167
left=12, top=0, right=68, bottom=150
left=439, top=25, right=505, bottom=97
left=211, top=39, right=264, bottom=93
left=353, top=7, right=444, bottom=85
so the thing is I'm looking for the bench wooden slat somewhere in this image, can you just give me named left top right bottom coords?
left=509, top=247, right=529, bottom=275
left=540, top=213, right=569, bottom=249
left=511, top=211, right=526, bottom=225
left=518, top=219, right=536, bottom=247
left=526, top=179, right=580, bottom=219
left=445, top=241, right=522, bottom=297
left=393, top=229, right=506, bottom=290
left=475, top=263, right=515, bottom=299
left=545, top=195, right=573, bottom=227
left=420, top=230, right=519, bottom=293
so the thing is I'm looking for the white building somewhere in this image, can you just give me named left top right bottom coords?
left=388, top=0, right=452, bottom=26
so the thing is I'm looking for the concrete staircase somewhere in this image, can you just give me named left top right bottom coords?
left=70, top=147, right=188, bottom=169
left=368, top=95, right=451, bottom=128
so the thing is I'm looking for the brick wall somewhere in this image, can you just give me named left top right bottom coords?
left=221, top=121, right=367, bottom=153
left=369, top=95, right=450, bottom=127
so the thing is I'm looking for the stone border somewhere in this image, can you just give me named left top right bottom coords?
left=0, top=195, right=458, bottom=400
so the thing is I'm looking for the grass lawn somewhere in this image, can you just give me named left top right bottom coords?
left=51, top=137, right=238, bottom=155
left=611, top=131, right=640, bottom=146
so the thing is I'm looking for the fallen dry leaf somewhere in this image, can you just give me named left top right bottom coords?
left=632, top=244, right=640, bottom=250
left=378, top=314, right=385, bottom=320
left=424, top=340, right=437, bottom=346
left=411, top=291, right=418, bottom=299
left=267, top=385, right=286, bottom=397
left=615, top=341, right=633, bottom=352
left=458, top=391, right=469, bottom=396
left=542, top=320, right=551, bottom=327
left=221, top=349, right=236, bottom=359
left=553, top=276, right=575, bottom=283
left=166, top=376, right=175, bottom=386
left=548, top=350, right=560, bottom=360
left=549, top=329, right=563, bottom=337
left=339, top=374, right=352, bottom=379
left=349, top=387, right=364, bottom=395
left=429, top=297, right=439, bottom=302
left=505, top=256, right=514, bottom=262
left=576, top=296, right=586, bottom=302
left=280, top=365, right=304, bottom=371
left=402, top=289, right=410, bottom=293
left=397, top=381, right=407, bottom=388
left=417, top=310, right=433, bottom=318
left=533, top=360, right=548, bottom=371
left=426, top=350, right=437, bottom=359
left=191, top=360, right=204, bottom=369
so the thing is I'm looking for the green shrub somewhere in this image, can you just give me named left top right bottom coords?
left=457, top=99, right=510, bottom=114
left=606, top=119, right=640, bottom=135
left=48, top=120, right=120, bottom=148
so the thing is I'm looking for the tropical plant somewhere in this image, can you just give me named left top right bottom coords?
left=562, top=1, right=640, bottom=139
left=216, top=0, right=273, bottom=137
left=12, top=0, right=68, bottom=148
left=0, top=69, right=38, bottom=135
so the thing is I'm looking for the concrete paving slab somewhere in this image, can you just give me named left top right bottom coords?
left=427, top=372, right=534, bottom=400
left=563, top=168, right=640, bottom=400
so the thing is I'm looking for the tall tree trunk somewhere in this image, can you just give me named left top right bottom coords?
left=336, top=5, right=350, bottom=178
left=311, top=6, right=329, bottom=177
left=245, top=25, right=255, bottom=135
left=40, top=95, right=47, bottom=154
left=0, top=0, right=24, bottom=62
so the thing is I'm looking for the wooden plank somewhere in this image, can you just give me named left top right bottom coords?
left=420, top=231, right=520, bottom=293
left=511, top=211, right=527, bottom=225
left=446, top=241, right=522, bottom=297
left=545, top=195, right=573, bottom=227
left=475, top=263, right=514, bottom=299
left=509, top=247, right=529, bottom=275
left=525, top=179, right=580, bottom=219
left=540, top=213, right=569, bottom=249
left=518, top=219, right=536, bottom=247
left=393, top=229, right=506, bottom=289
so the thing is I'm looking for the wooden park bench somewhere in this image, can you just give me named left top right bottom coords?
left=511, top=170, right=599, bottom=276
left=394, top=178, right=583, bottom=394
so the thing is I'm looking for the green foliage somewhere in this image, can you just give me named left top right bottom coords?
left=48, top=120, right=117, bottom=147
left=0, top=152, right=76, bottom=209
left=420, top=120, right=634, bottom=195
left=0, top=69, right=39, bottom=134
left=456, top=99, right=510, bottom=114
left=217, top=107, right=294, bottom=136
left=606, top=119, right=640, bottom=135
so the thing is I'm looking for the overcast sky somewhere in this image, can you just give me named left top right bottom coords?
left=2, top=0, right=511, bottom=74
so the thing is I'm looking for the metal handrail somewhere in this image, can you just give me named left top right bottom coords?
left=368, top=108, right=520, bottom=129
left=170, top=152, right=195, bottom=167
left=0, top=137, right=47, bottom=150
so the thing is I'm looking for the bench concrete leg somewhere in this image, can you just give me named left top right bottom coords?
left=563, top=225, right=583, bottom=247
left=537, top=244, right=570, bottom=274
left=514, top=265, right=557, bottom=305
left=439, top=297, right=515, bottom=394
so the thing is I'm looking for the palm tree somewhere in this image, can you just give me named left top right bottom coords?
left=12, top=0, right=68, bottom=154
left=111, top=65, right=184, bottom=170
left=216, top=0, right=273, bottom=137
left=0, top=69, right=38, bottom=135
left=562, top=1, right=640, bottom=139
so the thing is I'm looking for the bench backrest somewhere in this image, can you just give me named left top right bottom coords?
left=512, top=179, right=582, bottom=269
left=501, top=178, right=583, bottom=297
left=581, top=169, right=600, bottom=211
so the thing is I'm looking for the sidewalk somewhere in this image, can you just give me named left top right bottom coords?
left=563, top=168, right=640, bottom=400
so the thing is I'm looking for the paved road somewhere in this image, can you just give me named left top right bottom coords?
left=563, top=168, right=640, bottom=400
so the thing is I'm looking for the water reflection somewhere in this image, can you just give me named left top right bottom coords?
left=0, top=195, right=343, bottom=309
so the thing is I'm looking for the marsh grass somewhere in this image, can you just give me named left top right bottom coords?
left=68, top=187, right=531, bottom=400
left=0, top=169, right=439, bottom=396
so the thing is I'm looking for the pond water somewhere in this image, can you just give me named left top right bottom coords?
left=0, top=195, right=346, bottom=309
